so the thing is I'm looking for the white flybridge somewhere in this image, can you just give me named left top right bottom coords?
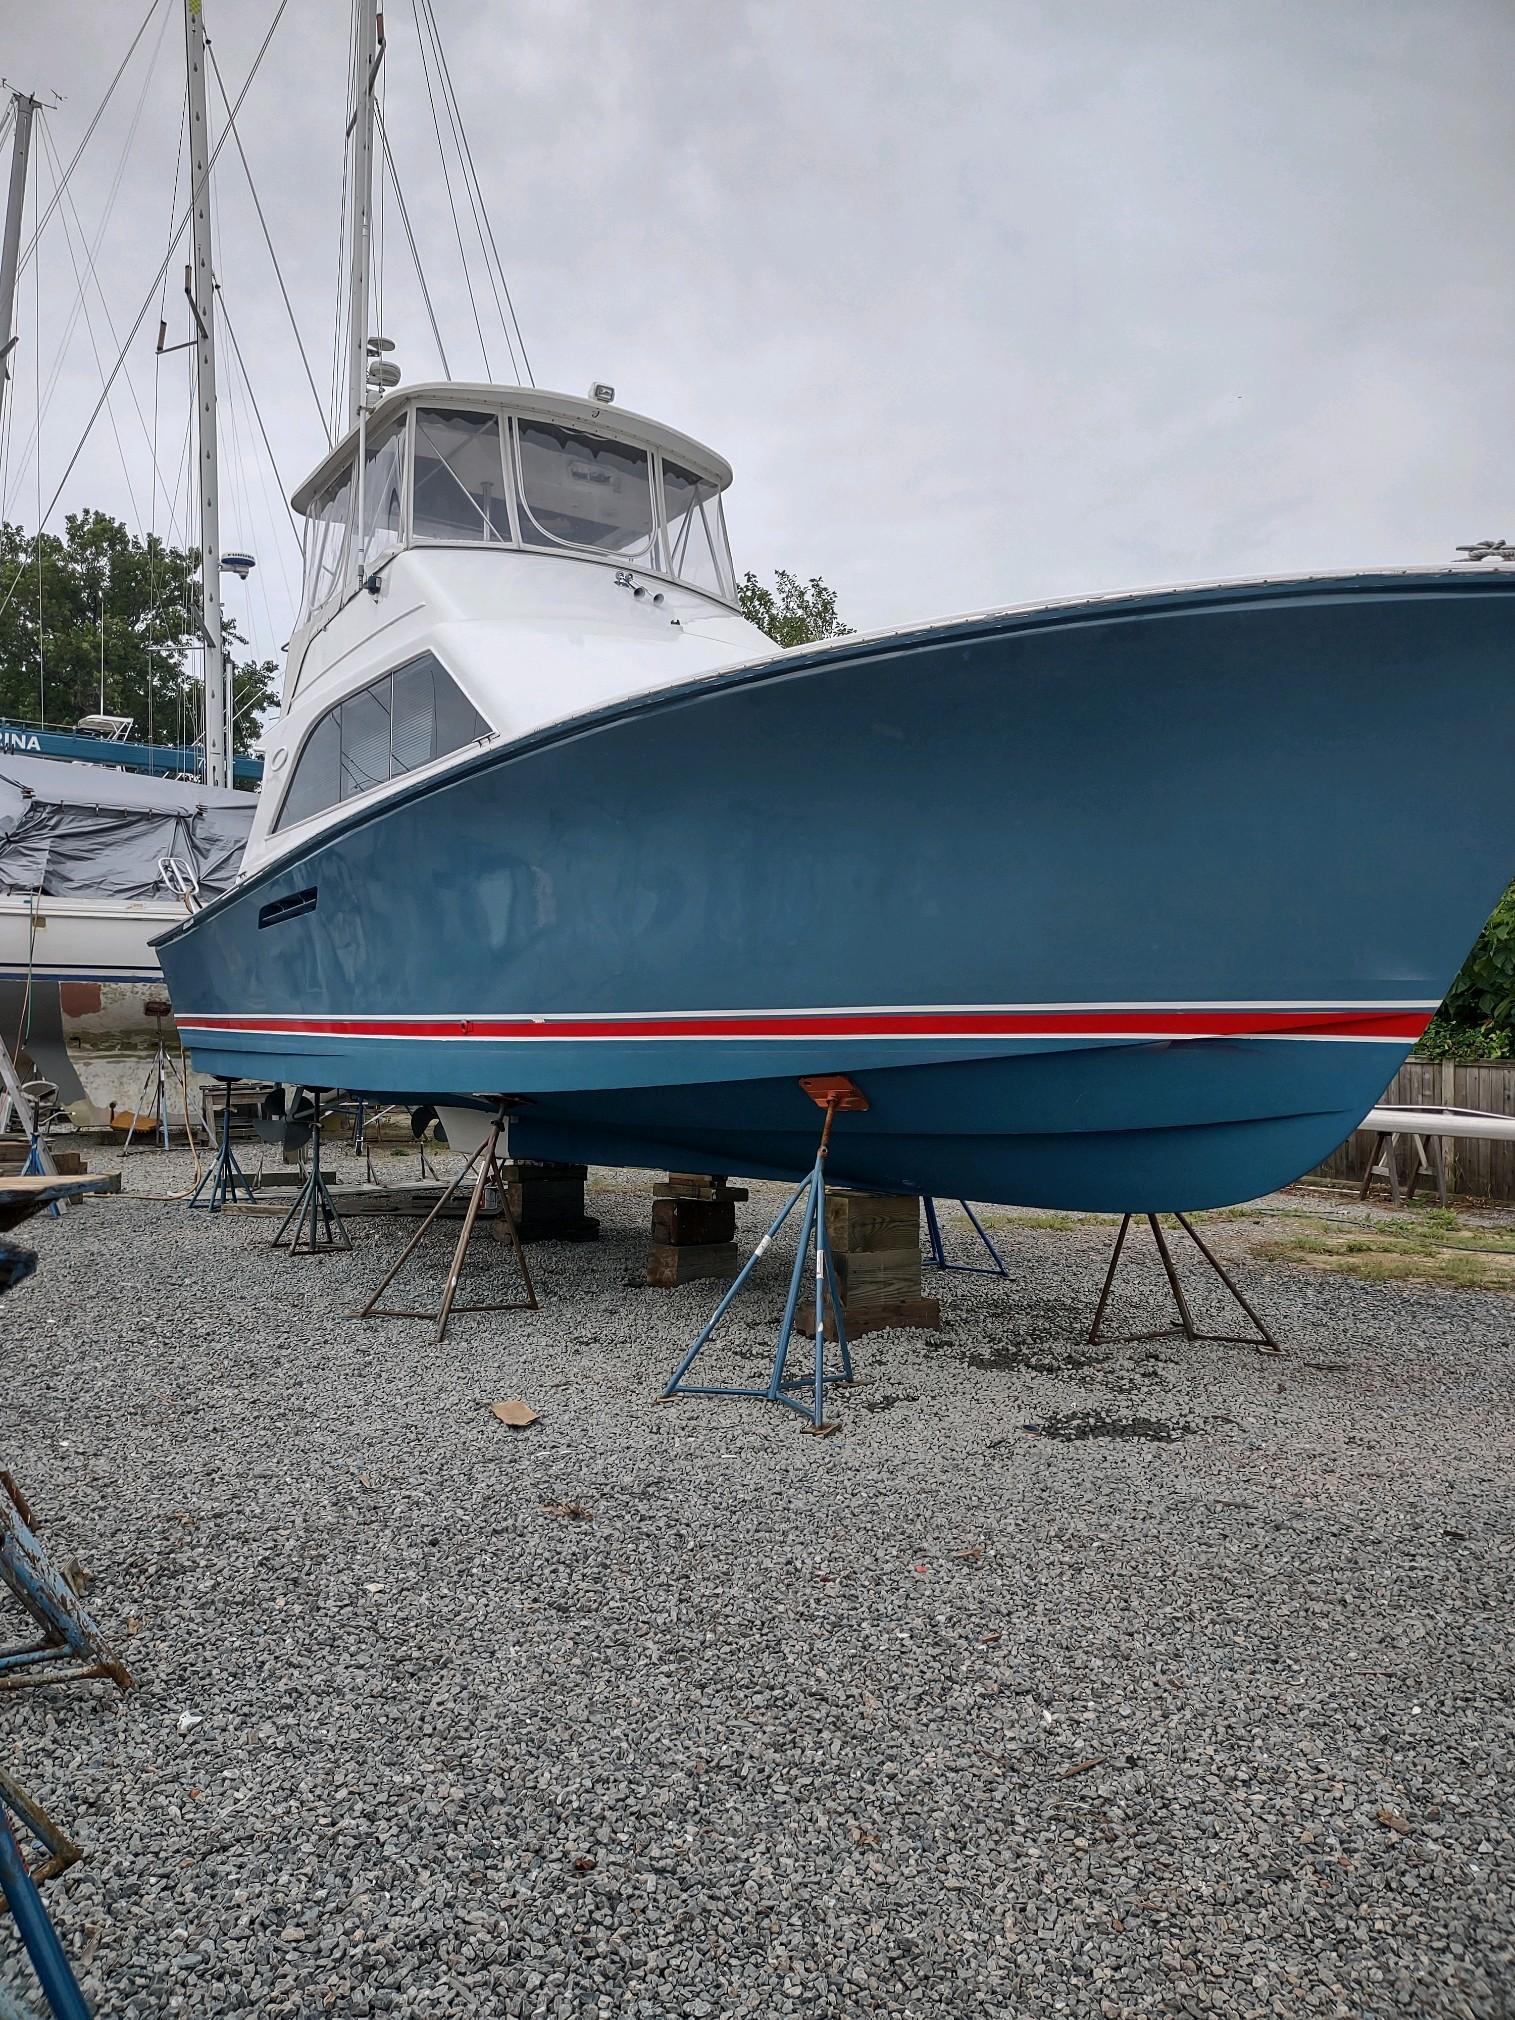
left=226, top=0, right=771, bottom=879
left=243, top=381, right=767, bottom=877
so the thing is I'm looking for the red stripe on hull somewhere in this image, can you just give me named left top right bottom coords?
left=176, top=1008, right=1432, bottom=1042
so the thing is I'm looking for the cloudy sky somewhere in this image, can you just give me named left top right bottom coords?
left=1, top=0, right=1511, bottom=671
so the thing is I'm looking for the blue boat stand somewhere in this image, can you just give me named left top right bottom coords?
left=0, top=1768, right=92, bottom=2020
left=271, top=1089, right=352, bottom=1254
left=0, top=1473, right=134, bottom=1695
left=922, top=1197, right=1009, bottom=1278
left=663, top=1079, right=864, bottom=1430
left=1088, top=1212, right=1282, bottom=1353
left=187, top=1078, right=258, bottom=1212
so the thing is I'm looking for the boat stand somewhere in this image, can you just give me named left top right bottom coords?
left=663, top=1077, right=867, bottom=1430
left=1088, top=1212, right=1282, bottom=1354
left=118, top=1046, right=171, bottom=1154
left=353, top=1103, right=536, bottom=1343
left=0, top=1769, right=91, bottom=2020
left=0, top=1473, right=134, bottom=1695
left=271, top=1090, right=351, bottom=1254
left=922, top=1196, right=1009, bottom=1278
left=187, top=1078, right=257, bottom=1213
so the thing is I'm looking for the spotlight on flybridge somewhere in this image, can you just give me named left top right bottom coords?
left=588, top=381, right=615, bottom=404
left=220, top=551, right=256, bottom=580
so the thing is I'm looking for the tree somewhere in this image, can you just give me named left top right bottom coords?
left=1419, top=882, right=1515, bottom=1059
left=0, top=510, right=277, bottom=757
left=738, top=568, right=853, bottom=648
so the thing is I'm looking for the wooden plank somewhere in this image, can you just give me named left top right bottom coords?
left=651, top=1196, right=737, bottom=1246
left=794, top=1292, right=940, bottom=1338
left=825, top=1191, right=919, bottom=1253
left=646, top=1241, right=740, bottom=1286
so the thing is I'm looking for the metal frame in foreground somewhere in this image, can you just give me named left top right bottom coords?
left=1088, top=1211, right=1282, bottom=1354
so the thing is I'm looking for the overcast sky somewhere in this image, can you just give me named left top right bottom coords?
left=1, top=0, right=1512, bottom=672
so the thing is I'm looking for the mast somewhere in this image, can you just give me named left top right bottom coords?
left=0, top=90, right=40, bottom=440
left=345, top=4, right=383, bottom=431
left=184, top=0, right=230, bottom=788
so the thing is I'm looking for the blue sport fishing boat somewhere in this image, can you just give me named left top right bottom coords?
left=155, top=12, right=1515, bottom=1212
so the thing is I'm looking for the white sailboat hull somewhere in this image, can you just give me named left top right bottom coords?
left=0, top=893, right=185, bottom=986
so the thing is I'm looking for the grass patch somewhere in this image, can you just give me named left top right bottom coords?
left=1255, top=1227, right=1515, bottom=1292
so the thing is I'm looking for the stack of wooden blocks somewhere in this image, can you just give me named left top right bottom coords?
left=794, top=1189, right=941, bottom=1338
left=646, top=1172, right=749, bottom=1286
left=492, top=1160, right=600, bottom=1243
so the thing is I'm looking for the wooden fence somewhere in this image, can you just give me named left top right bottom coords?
left=1309, top=1058, right=1515, bottom=1200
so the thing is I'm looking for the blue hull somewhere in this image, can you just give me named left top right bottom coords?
left=157, top=572, right=1515, bottom=1209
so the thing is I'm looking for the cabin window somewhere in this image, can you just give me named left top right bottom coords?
left=661, top=460, right=736, bottom=599
left=514, top=422, right=658, bottom=561
left=412, top=408, right=509, bottom=542
left=359, top=411, right=407, bottom=574
left=301, top=460, right=356, bottom=613
left=274, top=653, right=491, bottom=832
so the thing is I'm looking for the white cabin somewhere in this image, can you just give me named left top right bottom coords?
left=244, top=385, right=772, bottom=879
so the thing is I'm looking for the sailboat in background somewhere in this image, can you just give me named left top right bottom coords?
left=0, top=15, right=257, bottom=1120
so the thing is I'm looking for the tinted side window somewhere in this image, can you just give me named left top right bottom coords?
left=391, top=658, right=438, bottom=771
left=276, top=710, right=340, bottom=830
left=435, top=666, right=488, bottom=757
left=275, top=656, right=490, bottom=832
left=339, top=679, right=394, bottom=800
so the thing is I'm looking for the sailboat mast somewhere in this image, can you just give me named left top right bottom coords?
left=0, top=90, right=40, bottom=441
left=184, top=0, right=229, bottom=789
left=345, top=4, right=383, bottom=431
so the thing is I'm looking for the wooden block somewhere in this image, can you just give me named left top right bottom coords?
left=794, top=1294, right=940, bottom=1339
left=656, top=1172, right=750, bottom=1202
left=825, top=1191, right=920, bottom=1253
left=651, top=1196, right=737, bottom=1246
left=832, top=1247, right=925, bottom=1305
left=645, top=1241, right=740, bottom=1287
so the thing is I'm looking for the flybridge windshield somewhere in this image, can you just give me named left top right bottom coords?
left=296, top=401, right=736, bottom=623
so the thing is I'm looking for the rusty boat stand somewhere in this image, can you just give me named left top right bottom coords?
left=352, top=1101, right=537, bottom=1343
left=663, top=1077, right=866, bottom=1431
left=0, top=1473, right=133, bottom=1695
left=1088, top=1211, right=1282, bottom=1353
left=0, top=1767, right=91, bottom=2020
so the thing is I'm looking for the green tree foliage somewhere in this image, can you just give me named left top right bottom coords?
left=737, top=568, right=852, bottom=648
left=1418, top=881, right=1515, bottom=1059
left=0, top=510, right=277, bottom=756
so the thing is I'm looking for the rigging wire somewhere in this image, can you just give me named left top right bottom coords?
left=14, top=0, right=166, bottom=281
left=0, top=0, right=291, bottom=626
left=214, top=284, right=302, bottom=553
left=206, top=40, right=329, bottom=442
left=374, top=107, right=450, bottom=377
left=42, top=113, right=195, bottom=547
left=416, top=0, right=533, bottom=385
left=2, top=0, right=173, bottom=520
left=409, top=0, right=491, bottom=379
left=39, top=123, right=146, bottom=529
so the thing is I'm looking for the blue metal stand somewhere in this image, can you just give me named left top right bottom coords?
left=271, top=1090, right=351, bottom=1254
left=0, top=1475, right=133, bottom=1695
left=663, top=1084, right=861, bottom=1429
left=187, top=1079, right=257, bottom=1212
left=922, top=1196, right=1009, bottom=1278
left=0, top=1771, right=91, bottom=2020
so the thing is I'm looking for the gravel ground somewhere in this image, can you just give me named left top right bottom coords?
left=1, top=1146, right=1512, bottom=2019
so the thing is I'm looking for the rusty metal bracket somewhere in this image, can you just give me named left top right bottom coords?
left=0, top=1475, right=134, bottom=1695
left=0, top=1768, right=91, bottom=2016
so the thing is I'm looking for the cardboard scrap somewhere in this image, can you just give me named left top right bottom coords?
left=1376, top=1807, right=1412, bottom=1835
left=490, top=1399, right=539, bottom=1428
left=541, top=1501, right=593, bottom=1521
